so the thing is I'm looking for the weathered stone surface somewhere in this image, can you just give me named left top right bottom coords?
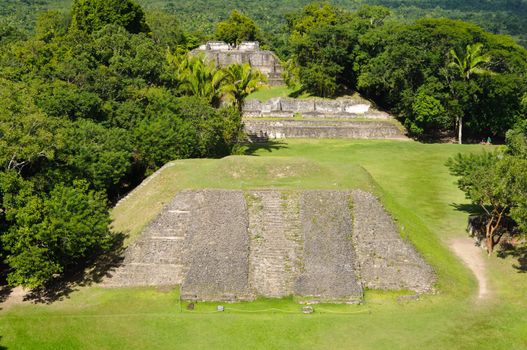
left=247, top=191, right=303, bottom=297
left=242, top=96, right=392, bottom=121
left=192, top=41, right=284, bottom=85
left=243, top=99, right=262, bottom=111
left=181, top=190, right=252, bottom=301
left=343, top=103, right=370, bottom=114
left=244, top=120, right=407, bottom=140
left=315, top=100, right=343, bottom=114
left=261, top=98, right=282, bottom=115
left=351, top=190, right=435, bottom=293
left=296, top=191, right=363, bottom=303
left=105, top=189, right=434, bottom=301
left=103, top=191, right=197, bottom=287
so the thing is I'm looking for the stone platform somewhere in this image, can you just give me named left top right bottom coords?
left=104, top=190, right=434, bottom=303
left=242, top=97, right=407, bottom=140
left=244, top=119, right=406, bottom=141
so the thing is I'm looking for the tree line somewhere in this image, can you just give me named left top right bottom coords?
left=1, top=0, right=526, bottom=287
left=279, top=3, right=527, bottom=143
left=0, top=0, right=265, bottom=288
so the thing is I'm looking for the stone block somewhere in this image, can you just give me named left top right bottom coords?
left=315, top=100, right=342, bottom=114
left=279, top=98, right=298, bottom=112
left=243, top=99, right=262, bottom=112
left=261, top=98, right=281, bottom=114
left=343, top=103, right=370, bottom=114
left=295, top=191, right=363, bottom=303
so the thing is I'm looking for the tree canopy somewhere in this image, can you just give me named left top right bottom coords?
left=0, top=0, right=254, bottom=288
left=215, top=10, right=262, bottom=45
left=71, top=0, right=149, bottom=34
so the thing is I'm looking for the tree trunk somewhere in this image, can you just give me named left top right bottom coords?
left=484, top=212, right=504, bottom=255
left=458, top=115, right=463, bottom=145
left=485, top=233, right=494, bottom=255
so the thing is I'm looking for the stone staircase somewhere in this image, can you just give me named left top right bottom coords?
left=247, top=191, right=303, bottom=297
left=351, top=190, right=435, bottom=292
left=105, top=189, right=435, bottom=301
left=103, top=191, right=196, bottom=287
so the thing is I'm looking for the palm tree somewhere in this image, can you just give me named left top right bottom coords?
left=448, top=43, right=491, bottom=144
left=220, top=63, right=267, bottom=111
left=166, top=51, right=225, bottom=106
left=179, top=55, right=226, bottom=106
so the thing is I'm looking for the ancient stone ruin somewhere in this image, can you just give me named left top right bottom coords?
left=105, top=190, right=435, bottom=303
left=192, top=41, right=284, bottom=86
left=242, top=96, right=407, bottom=140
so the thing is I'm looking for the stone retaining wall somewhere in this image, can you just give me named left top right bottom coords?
left=351, top=190, right=435, bottom=293
left=105, top=190, right=435, bottom=302
left=244, top=120, right=407, bottom=140
left=243, top=97, right=389, bottom=119
left=193, top=47, right=284, bottom=86
left=181, top=190, right=252, bottom=301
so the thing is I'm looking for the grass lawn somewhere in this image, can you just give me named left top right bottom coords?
left=1, top=140, right=526, bottom=349
left=246, top=85, right=311, bottom=102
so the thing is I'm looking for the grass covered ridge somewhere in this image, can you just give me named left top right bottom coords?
left=1, top=140, right=526, bottom=349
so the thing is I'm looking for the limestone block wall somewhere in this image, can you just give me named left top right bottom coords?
left=193, top=46, right=285, bottom=86
left=244, top=120, right=407, bottom=140
left=105, top=190, right=435, bottom=302
left=243, top=97, right=390, bottom=119
left=181, top=190, right=252, bottom=301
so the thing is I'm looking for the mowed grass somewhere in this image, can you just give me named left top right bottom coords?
left=1, top=140, right=526, bottom=350
left=246, top=85, right=311, bottom=102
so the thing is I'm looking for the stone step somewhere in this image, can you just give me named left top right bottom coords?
left=103, top=263, right=185, bottom=287
left=247, top=191, right=302, bottom=298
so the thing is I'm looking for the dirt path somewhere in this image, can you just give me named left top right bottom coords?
left=450, top=238, right=490, bottom=299
left=0, top=286, right=27, bottom=310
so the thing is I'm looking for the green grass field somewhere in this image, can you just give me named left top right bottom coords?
left=247, top=85, right=311, bottom=102
left=1, top=140, right=526, bottom=349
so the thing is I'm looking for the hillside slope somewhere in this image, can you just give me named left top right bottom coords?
left=2, top=0, right=526, bottom=46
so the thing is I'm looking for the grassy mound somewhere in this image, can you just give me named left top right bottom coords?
left=112, top=155, right=376, bottom=242
left=1, top=140, right=526, bottom=349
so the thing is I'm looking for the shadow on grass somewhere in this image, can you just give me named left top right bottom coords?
left=450, top=203, right=483, bottom=216
left=452, top=203, right=527, bottom=273
left=0, top=268, right=11, bottom=303
left=244, top=140, right=289, bottom=156
left=0, top=336, right=7, bottom=350
left=497, top=244, right=527, bottom=273
left=23, top=233, right=127, bottom=304
left=288, top=87, right=307, bottom=98
left=0, top=266, right=12, bottom=311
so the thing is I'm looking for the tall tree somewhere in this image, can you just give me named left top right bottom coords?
left=215, top=10, right=261, bottom=45
left=170, top=53, right=226, bottom=106
left=220, top=63, right=266, bottom=111
left=448, top=43, right=492, bottom=144
left=71, top=0, right=149, bottom=34
left=447, top=152, right=518, bottom=254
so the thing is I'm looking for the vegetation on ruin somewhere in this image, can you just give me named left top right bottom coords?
left=0, top=0, right=526, bottom=348
left=0, top=0, right=268, bottom=288
left=1, top=140, right=526, bottom=349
